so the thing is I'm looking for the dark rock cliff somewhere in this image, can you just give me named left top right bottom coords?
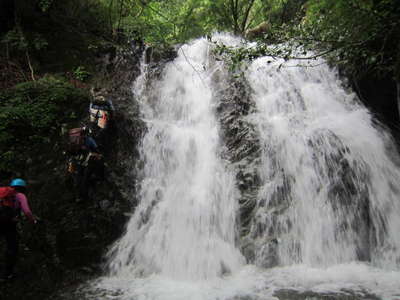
left=0, top=44, right=145, bottom=299
left=351, top=74, right=400, bottom=142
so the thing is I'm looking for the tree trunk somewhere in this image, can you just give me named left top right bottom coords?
left=240, top=0, right=256, bottom=33
left=230, top=0, right=239, bottom=34
left=26, top=50, right=35, bottom=81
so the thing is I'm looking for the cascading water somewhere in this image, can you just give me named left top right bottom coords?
left=107, top=36, right=245, bottom=281
left=82, top=35, right=400, bottom=300
left=246, top=55, right=400, bottom=271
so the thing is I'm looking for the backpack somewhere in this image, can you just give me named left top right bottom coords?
left=0, top=187, right=17, bottom=222
left=67, top=128, right=86, bottom=154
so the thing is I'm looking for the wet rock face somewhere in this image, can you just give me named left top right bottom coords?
left=48, top=45, right=178, bottom=299
left=215, top=77, right=259, bottom=222
left=307, top=130, right=372, bottom=262
left=352, top=74, right=398, bottom=134
left=214, top=72, right=278, bottom=266
left=0, top=43, right=153, bottom=300
left=213, top=66, right=378, bottom=269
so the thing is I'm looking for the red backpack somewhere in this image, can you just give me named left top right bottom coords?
left=0, top=187, right=17, bottom=222
left=67, top=128, right=86, bottom=154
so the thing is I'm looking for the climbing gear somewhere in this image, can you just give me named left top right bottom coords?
left=10, top=178, right=26, bottom=187
left=82, top=153, right=93, bottom=167
left=67, top=158, right=77, bottom=174
left=0, top=187, right=18, bottom=223
left=67, top=128, right=86, bottom=154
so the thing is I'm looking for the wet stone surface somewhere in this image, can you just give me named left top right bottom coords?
left=273, top=289, right=380, bottom=300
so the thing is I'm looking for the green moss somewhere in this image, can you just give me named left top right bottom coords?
left=0, top=76, right=89, bottom=173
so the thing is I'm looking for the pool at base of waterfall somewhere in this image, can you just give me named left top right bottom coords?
left=57, top=263, right=400, bottom=300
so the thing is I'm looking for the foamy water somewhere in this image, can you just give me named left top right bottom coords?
left=81, top=35, right=400, bottom=300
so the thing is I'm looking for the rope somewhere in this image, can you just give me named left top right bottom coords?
left=180, top=46, right=208, bottom=88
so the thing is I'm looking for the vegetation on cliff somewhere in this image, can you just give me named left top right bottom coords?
left=210, top=1, right=399, bottom=80
left=0, top=1, right=399, bottom=299
left=2, top=0, right=399, bottom=90
left=0, top=76, right=88, bottom=174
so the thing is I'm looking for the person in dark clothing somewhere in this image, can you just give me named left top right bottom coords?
left=82, top=135, right=105, bottom=184
left=0, top=178, right=37, bottom=280
left=89, top=88, right=115, bottom=151
left=69, top=129, right=104, bottom=201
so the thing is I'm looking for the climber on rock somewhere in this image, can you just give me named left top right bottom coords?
left=0, top=178, right=37, bottom=281
left=89, top=87, right=115, bottom=149
left=67, top=126, right=104, bottom=201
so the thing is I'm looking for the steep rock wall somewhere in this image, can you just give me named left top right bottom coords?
left=0, top=44, right=145, bottom=300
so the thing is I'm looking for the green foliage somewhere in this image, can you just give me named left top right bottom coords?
left=118, top=0, right=214, bottom=44
left=73, top=66, right=91, bottom=82
left=0, top=76, right=88, bottom=172
left=205, top=0, right=264, bottom=35
left=214, top=41, right=290, bottom=73
left=2, top=0, right=396, bottom=75
left=299, top=0, right=400, bottom=77
left=1, top=0, right=114, bottom=78
left=2, top=28, right=49, bottom=52
left=38, top=0, right=54, bottom=12
left=215, top=0, right=400, bottom=82
left=116, top=0, right=270, bottom=44
left=2, top=29, right=28, bottom=51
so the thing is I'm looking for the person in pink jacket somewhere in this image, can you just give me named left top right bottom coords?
left=0, top=178, right=37, bottom=280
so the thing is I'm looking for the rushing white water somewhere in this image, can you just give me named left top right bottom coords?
left=247, top=55, right=400, bottom=271
left=107, top=35, right=245, bottom=281
left=85, top=35, right=400, bottom=300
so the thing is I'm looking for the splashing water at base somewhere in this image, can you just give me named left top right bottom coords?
left=81, top=36, right=400, bottom=300
left=245, top=55, right=400, bottom=271
left=84, top=264, right=400, bottom=300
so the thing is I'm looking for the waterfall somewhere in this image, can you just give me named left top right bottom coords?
left=84, top=35, right=400, bottom=300
left=107, top=36, right=245, bottom=280
left=246, top=56, right=400, bottom=270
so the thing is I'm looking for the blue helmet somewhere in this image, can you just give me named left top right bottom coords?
left=10, top=178, right=27, bottom=187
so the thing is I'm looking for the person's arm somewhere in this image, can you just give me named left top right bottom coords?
left=85, top=137, right=102, bottom=158
left=15, top=193, right=36, bottom=223
left=85, top=136, right=100, bottom=153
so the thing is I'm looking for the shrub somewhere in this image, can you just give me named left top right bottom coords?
left=0, top=76, right=88, bottom=173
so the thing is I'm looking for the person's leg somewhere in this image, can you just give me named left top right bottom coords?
left=0, top=228, right=5, bottom=276
left=89, top=157, right=105, bottom=182
left=4, top=223, right=18, bottom=277
left=96, top=157, right=105, bottom=181
left=80, top=165, right=90, bottom=200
